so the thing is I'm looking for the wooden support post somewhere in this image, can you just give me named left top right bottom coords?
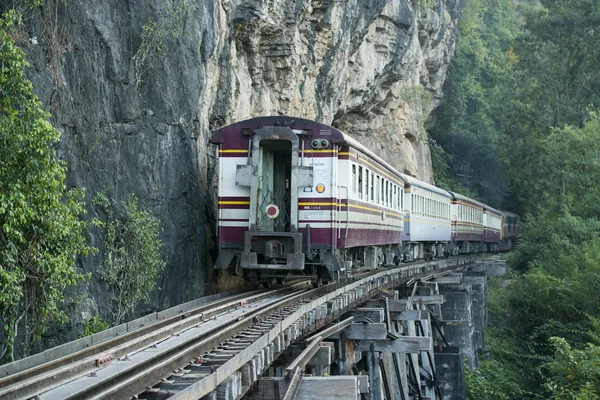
left=406, top=302, right=422, bottom=397
left=390, top=310, right=429, bottom=321
left=367, top=344, right=382, bottom=400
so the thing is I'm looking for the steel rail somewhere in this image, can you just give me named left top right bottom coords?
left=38, top=286, right=329, bottom=399
left=0, top=282, right=310, bottom=400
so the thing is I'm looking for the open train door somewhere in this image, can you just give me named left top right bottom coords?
left=235, top=126, right=313, bottom=270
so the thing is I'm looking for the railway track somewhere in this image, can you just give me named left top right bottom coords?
left=0, top=257, right=475, bottom=400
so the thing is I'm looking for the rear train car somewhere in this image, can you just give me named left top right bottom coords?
left=210, top=116, right=404, bottom=286
left=501, top=211, right=520, bottom=250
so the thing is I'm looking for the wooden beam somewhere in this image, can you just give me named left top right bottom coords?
left=305, top=317, right=354, bottom=342
left=346, top=308, right=384, bottom=323
left=329, top=323, right=387, bottom=340
left=296, top=376, right=360, bottom=400
left=367, top=345, right=382, bottom=400
left=355, top=337, right=432, bottom=353
left=389, top=310, right=429, bottom=321
left=285, top=336, right=323, bottom=378
left=431, top=275, right=462, bottom=285
left=282, top=367, right=303, bottom=400
left=361, top=300, right=385, bottom=309
left=387, top=296, right=445, bottom=311
left=439, top=320, right=471, bottom=326
left=379, top=290, right=398, bottom=300
left=251, top=377, right=360, bottom=400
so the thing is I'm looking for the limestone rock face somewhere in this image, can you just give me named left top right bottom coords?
left=8, top=0, right=459, bottom=346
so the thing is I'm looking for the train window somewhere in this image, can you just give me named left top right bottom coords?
left=401, top=189, right=404, bottom=210
left=365, top=169, right=369, bottom=201
left=370, top=172, right=375, bottom=202
left=352, top=165, right=357, bottom=194
left=358, top=166, right=363, bottom=199
left=385, top=181, right=389, bottom=208
left=393, top=186, right=397, bottom=210
left=379, top=177, right=383, bottom=205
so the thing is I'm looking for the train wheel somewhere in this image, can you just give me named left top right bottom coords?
left=276, top=277, right=285, bottom=285
left=312, top=277, right=323, bottom=288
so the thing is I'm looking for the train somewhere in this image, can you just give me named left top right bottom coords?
left=210, top=117, right=519, bottom=287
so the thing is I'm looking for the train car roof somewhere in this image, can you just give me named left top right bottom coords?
left=485, top=204, right=502, bottom=216
left=501, top=210, right=519, bottom=217
left=401, top=174, right=452, bottom=198
left=447, top=191, right=487, bottom=209
left=213, top=116, right=408, bottom=183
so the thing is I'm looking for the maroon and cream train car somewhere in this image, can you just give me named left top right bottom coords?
left=447, top=191, right=485, bottom=254
left=210, top=116, right=404, bottom=286
left=483, top=205, right=503, bottom=251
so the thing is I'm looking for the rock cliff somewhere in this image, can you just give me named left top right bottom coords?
left=6, top=0, right=460, bottom=347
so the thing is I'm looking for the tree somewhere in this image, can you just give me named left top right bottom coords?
left=429, top=0, right=521, bottom=207
left=95, top=193, right=166, bottom=325
left=0, top=10, right=92, bottom=362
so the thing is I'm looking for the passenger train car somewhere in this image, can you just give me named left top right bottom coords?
left=210, top=116, right=518, bottom=286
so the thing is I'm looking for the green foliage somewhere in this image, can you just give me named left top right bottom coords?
left=429, top=0, right=520, bottom=207
left=466, top=358, right=527, bottom=400
left=0, top=10, right=93, bottom=362
left=78, top=314, right=109, bottom=338
left=133, top=1, right=187, bottom=86
left=543, top=336, right=600, bottom=399
left=95, top=194, right=166, bottom=325
left=433, top=0, right=600, bottom=398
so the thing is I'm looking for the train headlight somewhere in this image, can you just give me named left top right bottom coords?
left=311, top=139, right=320, bottom=148
left=320, top=139, right=329, bottom=148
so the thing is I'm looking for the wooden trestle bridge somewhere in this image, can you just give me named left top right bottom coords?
left=0, top=257, right=506, bottom=400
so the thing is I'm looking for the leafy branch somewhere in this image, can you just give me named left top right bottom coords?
left=132, top=1, right=187, bottom=86
left=94, top=193, right=166, bottom=325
